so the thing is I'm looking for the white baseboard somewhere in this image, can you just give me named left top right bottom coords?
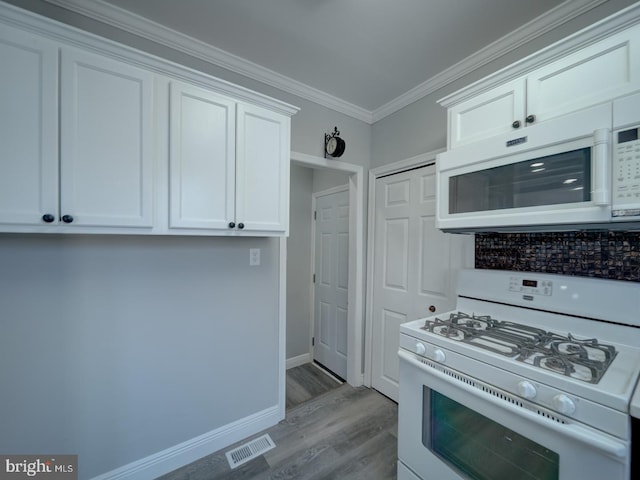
left=286, top=353, right=311, bottom=370
left=90, top=406, right=281, bottom=480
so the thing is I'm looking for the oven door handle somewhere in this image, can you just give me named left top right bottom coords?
left=399, top=351, right=627, bottom=458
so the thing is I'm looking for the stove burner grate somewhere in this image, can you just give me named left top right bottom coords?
left=421, top=312, right=617, bottom=384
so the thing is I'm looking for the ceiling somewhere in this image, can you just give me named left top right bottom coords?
left=46, top=0, right=603, bottom=122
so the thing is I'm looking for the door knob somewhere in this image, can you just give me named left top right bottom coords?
left=237, top=223, right=245, bottom=230
left=61, top=215, right=74, bottom=224
left=42, top=214, right=55, bottom=223
left=428, top=305, right=436, bottom=313
left=526, top=114, right=536, bottom=124
left=512, top=120, right=521, bottom=129
left=228, top=222, right=236, bottom=229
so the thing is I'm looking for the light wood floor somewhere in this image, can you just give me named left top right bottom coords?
left=285, top=362, right=342, bottom=409
left=158, top=365, right=398, bottom=479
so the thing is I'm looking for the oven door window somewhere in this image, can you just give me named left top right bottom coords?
left=448, top=147, right=591, bottom=214
left=423, top=388, right=559, bottom=480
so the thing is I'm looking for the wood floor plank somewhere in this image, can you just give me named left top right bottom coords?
left=285, top=363, right=342, bottom=409
left=158, top=368, right=397, bottom=480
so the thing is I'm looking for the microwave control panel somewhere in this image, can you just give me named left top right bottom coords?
left=612, top=126, right=640, bottom=217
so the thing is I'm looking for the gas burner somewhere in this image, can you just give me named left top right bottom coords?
left=421, top=311, right=617, bottom=384
left=541, top=356, right=576, bottom=374
left=439, top=327, right=456, bottom=335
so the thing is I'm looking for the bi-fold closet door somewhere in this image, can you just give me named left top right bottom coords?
left=370, top=163, right=473, bottom=401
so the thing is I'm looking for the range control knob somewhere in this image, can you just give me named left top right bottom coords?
left=415, top=342, right=426, bottom=355
left=433, top=349, right=446, bottom=363
left=553, top=394, right=576, bottom=415
left=517, top=381, right=537, bottom=399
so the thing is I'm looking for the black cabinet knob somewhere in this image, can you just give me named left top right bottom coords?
left=61, top=215, right=74, bottom=224
left=238, top=223, right=245, bottom=230
left=42, top=214, right=55, bottom=223
left=526, top=114, right=536, bottom=124
left=228, top=222, right=235, bottom=229
left=512, top=120, right=521, bottom=129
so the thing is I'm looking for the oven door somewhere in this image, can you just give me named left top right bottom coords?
left=397, top=350, right=630, bottom=480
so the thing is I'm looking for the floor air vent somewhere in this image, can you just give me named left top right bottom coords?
left=225, top=433, right=275, bottom=469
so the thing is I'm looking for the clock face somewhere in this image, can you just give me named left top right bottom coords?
left=326, top=137, right=338, bottom=155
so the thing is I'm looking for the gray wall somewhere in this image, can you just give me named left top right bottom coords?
left=0, top=235, right=279, bottom=478
left=0, top=1, right=372, bottom=478
left=371, top=0, right=639, bottom=168
left=287, top=165, right=313, bottom=359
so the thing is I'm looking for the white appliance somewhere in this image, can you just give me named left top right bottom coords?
left=398, top=269, right=640, bottom=480
left=436, top=98, right=640, bottom=232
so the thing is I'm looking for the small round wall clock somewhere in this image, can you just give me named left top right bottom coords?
left=325, top=126, right=346, bottom=158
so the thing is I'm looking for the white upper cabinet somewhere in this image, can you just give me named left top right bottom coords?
left=445, top=22, right=640, bottom=149
left=60, top=47, right=154, bottom=228
left=169, top=81, right=236, bottom=230
left=236, top=104, right=290, bottom=235
left=527, top=25, right=640, bottom=125
left=168, top=83, right=290, bottom=235
left=448, top=79, right=526, bottom=149
left=0, top=25, right=58, bottom=227
left=0, top=4, right=296, bottom=236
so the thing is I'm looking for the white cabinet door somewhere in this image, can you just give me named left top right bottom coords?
left=236, top=104, right=290, bottom=234
left=60, top=47, right=154, bottom=228
left=0, top=25, right=58, bottom=226
left=169, top=81, right=236, bottom=230
left=448, top=78, right=526, bottom=149
left=527, top=23, right=640, bottom=125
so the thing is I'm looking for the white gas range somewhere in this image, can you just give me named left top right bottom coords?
left=397, top=269, right=640, bottom=480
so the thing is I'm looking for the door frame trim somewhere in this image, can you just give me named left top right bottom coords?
left=364, top=148, right=444, bottom=387
left=310, top=184, right=350, bottom=373
left=279, top=152, right=364, bottom=417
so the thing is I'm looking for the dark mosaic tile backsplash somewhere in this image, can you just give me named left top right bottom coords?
left=475, top=231, right=640, bottom=282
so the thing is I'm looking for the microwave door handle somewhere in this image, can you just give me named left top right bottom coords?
left=592, top=128, right=610, bottom=206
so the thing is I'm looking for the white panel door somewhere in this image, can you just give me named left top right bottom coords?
left=371, top=164, right=473, bottom=401
left=169, top=81, right=236, bottom=230
left=0, top=25, right=58, bottom=226
left=314, top=189, right=349, bottom=379
left=60, top=47, right=154, bottom=227
left=236, top=104, right=290, bottom=234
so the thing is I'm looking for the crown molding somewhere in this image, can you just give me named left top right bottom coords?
left=0, top=1, right=299, bottom=116
left=41, top=0, right=372, bottom=123
left=41, top=0, right=620, bottom=124
left=437, top=0, right=640, bottom=107
left=371, top=0, right=608, bottom=121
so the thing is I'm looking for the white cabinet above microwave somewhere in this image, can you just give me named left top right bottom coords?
left=437, top=102, right=640, bottom=232
left=444, top=20, right=640, bottom=150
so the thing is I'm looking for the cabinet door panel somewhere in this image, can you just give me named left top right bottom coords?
left=0, top=26, right=58, bottom=225
left=236, top=104, right=290, bottom=234
left=448, top=78, right=526, bottom=149
left=527, top=24, right=640, bottom=124
left=169, top=82, right=236, bottom=229
left=60, top=48, right=153, bottom=227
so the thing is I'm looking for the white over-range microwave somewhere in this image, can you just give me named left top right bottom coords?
left=436, top=95, right=640, bottom=232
